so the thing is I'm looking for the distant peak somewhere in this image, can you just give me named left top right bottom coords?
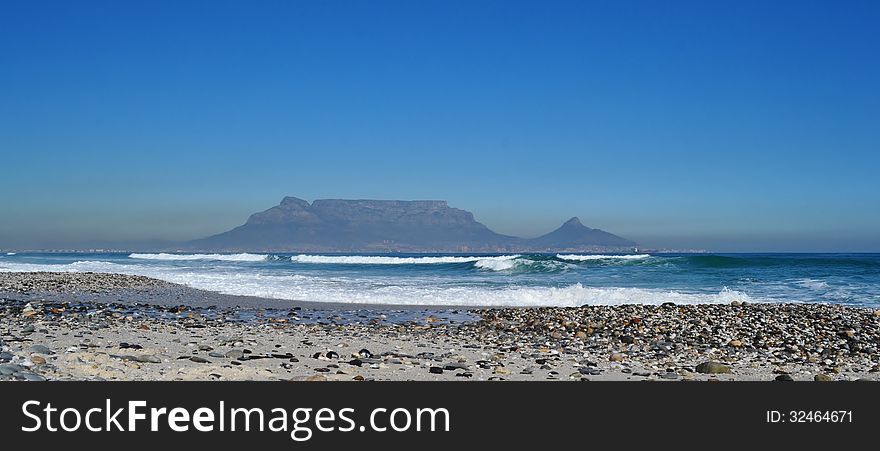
left=557, top=216, right=594, bottom=231
left=280, top=196, right=310, bottom=208
left=563, top=217, right=584, bottom=227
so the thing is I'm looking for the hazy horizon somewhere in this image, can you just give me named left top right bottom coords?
left=2, top=1, right=878, bottom=253
left=1, top=194, right=878, bottom=253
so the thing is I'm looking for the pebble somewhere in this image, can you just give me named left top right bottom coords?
left=0, top=364, right=25, bottom=376
left=428, top=367, right=443, bottom=374
left=609, top=353, right=625, bottom=362
left=775, top=374, right=794, bottom=382
left=695, top=362, right=731, bottom=374
left=225, top=350, right=245, bottom=359
left=18, top=372, right=47, bottom=382
left=112, top=354, right=162, bottom=364
left=579, top=367, right=601, bottom=376
left=290, top=375, right=328, bottom=382
left=814, top=374, right=833, bottom=382
left=444, top=362, right=469, bottom=370
left=29, top=344, right=51, bottom=354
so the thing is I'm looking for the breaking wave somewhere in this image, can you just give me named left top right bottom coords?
left=289, top=254, right=520, bottom=265
left=287, top=254, right=572, bottom=273
left=557, top=254, right=651, bottom=261
left=0, top=259, right=756, bottom=306
left=129, top=253, right=269, bottom=262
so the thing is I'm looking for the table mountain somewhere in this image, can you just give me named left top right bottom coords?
left=187, top=197, right=637, bottom=252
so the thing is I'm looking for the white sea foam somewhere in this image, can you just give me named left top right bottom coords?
left=5, top=253, right=15, bottom=255
left=0, top=260, right=756, bottom=307
left=289, top=254, right=520, bottom=265
left=794, top=278, right=830, bottom=290
left=557, top=254, right=651, bottom=261
left=473, top=257, right=573, bottom=272
left=129, top=253, right=269, bottom=262
left=473, top=258, right=518, bottom=271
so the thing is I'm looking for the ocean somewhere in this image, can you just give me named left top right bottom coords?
left=2, top=252, right=879, bottom=308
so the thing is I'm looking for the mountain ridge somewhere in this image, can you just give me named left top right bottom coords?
left=187, top=197, right=637, bottom=253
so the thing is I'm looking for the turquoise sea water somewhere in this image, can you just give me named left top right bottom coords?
left=1, top=252, right=879, bottom=308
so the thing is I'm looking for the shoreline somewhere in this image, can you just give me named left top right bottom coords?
left=0, top=271, right=512, bottom=311
left=2, top=271, right=879, bottom=381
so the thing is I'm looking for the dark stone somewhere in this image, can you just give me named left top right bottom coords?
left=0, top=364, right=25, bottom=376
left=28, top=344, right=51, bottom=355
left=695, top=362, right=731, bottom=374
left=579, top=367, right=601, bottom=376
left=18, top=372, right=46, bottom=382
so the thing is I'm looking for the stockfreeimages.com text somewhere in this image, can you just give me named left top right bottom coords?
left=22, top=400, right=450, bottom=441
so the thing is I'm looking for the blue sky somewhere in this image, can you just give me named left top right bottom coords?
left=1, top=0, right=878, bottom=251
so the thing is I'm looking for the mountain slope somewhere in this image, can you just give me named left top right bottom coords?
left=187, top=197, right=636, bottom=252
left=189, top=197, right=519, bottom=252
left=526, top=217, right=636, bottom=250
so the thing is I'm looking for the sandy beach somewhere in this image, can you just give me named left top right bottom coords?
left=1, top=271, right=879, bottom=382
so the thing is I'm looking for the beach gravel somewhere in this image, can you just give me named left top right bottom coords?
left=1, top=272, right=879, bottom=381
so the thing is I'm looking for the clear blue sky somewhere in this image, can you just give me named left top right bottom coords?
left=1, top=0, right=878, bottom=251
